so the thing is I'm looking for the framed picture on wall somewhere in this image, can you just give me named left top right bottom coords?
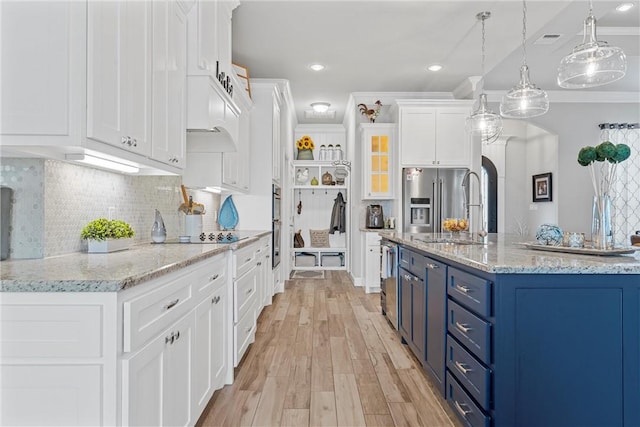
left=532, top=173, right=552, bottom=202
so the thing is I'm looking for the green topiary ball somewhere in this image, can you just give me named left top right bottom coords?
left=577, top=146, right=597, bottom=165
left=612, top=143, right=631, bottom=163
left=596, top=141, right=617, bottom=161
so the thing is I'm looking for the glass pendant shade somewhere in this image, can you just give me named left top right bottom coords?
left=501, top=65, right=549, bottom=118
left=467, top=94, right=502, bottom=144
left=557, top=14, right=627, bottom=88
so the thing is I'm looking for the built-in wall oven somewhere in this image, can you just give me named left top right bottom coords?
left=380, top=240, right=398, bottom=329
left=272, top=184, right=281, bottom=268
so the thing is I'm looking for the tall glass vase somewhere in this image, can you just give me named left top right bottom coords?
left=591, top=195, right=613, bottom=250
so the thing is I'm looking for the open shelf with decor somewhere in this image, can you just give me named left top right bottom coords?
left=292, top=164, right=349, bottom=271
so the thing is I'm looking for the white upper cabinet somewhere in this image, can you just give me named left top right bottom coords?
left=1, top=1, right=186, bottom=174
left=87, top=1, right=153, bottom=157
left=361, top=123, right=396, bottom=199
left=151, top=0, right=188, bottom=167
left=0, top=1, right=85, bottom=143
left=398, top=101, right=473, bottom=168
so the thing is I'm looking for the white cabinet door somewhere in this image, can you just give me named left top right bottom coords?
left=0, top=1, right=84, bottom=140
left=222, top=106, right=250, bottom=192
left=193, top=284, right=228, bottom=416
left=272, top=100, right=282, bottom=183
left=163, top=313, right=193, bottom=427
left=123, top=313, right=193, bottom=427
left=122, top=330, right=164, bottom=426
left=364, top=232, right=382, bottom=293
left=151, top=0, right=187, bottom=168
left=190, top=0, right=217, bottom=73
left=400, top=108, right=436, bottom=166
left=435, top=108, right=470, bottom=167
left=361, top=124, right=395, bottom=199
left=87, top=1, right=152, bottom=156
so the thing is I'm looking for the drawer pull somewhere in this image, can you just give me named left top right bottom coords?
left=427, top=263, right=440, bottom=269
left=174, top=331, right=180, bottom=341
left=455, top=361, right=473, bottom=374
left=454, top=400, right=472, bottom=418
left=257, top=262, right=262, bottom=266
left=212, top=296, right=220, bottom=304
left=164, top=299, right=180, bottom=310
left=455, top=321, right=473, bottom=333
left=209, top=274, right=219, bottom=281
left=456, top=284, right=472, bottom=293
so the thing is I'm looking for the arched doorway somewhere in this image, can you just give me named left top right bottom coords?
left=482, top=156, right=498, bottom=233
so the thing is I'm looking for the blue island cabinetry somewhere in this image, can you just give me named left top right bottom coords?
left=397, top=243, right=640, bottom=427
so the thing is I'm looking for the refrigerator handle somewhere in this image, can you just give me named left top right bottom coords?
left=438, top=179, right=444, bottom=233
left=432, top=180, right=437, bottom=232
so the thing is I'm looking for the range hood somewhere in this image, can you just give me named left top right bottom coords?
left=187, top=75, right=240, bottom=152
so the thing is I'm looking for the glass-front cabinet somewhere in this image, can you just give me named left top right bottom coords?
left=361, top=123, right=396, bottom=199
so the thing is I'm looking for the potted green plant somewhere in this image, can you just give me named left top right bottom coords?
left=81, top=218, right=135, bottom=253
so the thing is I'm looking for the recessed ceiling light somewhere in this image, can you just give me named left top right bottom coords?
left=311, top=102, right=330, bottom=113
left=427, top=64, right=443, bottom=72
left=616, top=3, right=634, bottom=11
left=309, top=64, right=325, bottom=71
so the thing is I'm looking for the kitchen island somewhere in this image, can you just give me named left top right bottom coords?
left=0, top=230, right=270, bottom=427
left=379, top=231, right=640, bottom=427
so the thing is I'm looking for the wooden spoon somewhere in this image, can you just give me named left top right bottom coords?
left=180, top=184, right=189, bottom=205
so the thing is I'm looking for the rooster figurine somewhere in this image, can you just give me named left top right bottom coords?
left=358, top=100, right=382, bottom=123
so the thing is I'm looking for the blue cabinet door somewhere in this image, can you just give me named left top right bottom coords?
left=425, top=258, right=447, bottom=393
left=399, top=270, right=412, bottom=342
left=412, top=277, right=425, bottom=360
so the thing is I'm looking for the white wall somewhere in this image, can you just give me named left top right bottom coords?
left=526, top=102, right=639, bottom=234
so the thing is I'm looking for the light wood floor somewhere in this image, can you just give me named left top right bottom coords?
left=198, top=271, right=459, bottom=427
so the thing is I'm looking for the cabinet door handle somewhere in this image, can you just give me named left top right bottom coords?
left=455, top=321, right=472, bottom=333
left=266, top=255, right=270, bottom=259
left=245, top=257, right=252, bottom=263
left=245, top=326, right=253, bottom=334
left=131, top=138, right=137, bottom=147
left=174, top=331, right=180, bottom=341
left=427, top=263, right=439, bottom=269
left=455, top=361, right=472, bottom=374
left=209, top=274, right=219, bottom=281
left=456, top=284, right=472, bottom=294
left=246, top=288, right=253, bottom=295
left=257, top=261, right=262, bottom=266
left=212, top=296, right=220, bottom=304
left=164, top=298, right=179, bottom=310
left=454, top=401, right=471, bottom=418
left=121, top=136, right=128, bottom=145
left=404, top=274, right=412, bottom=281
left=165, top=334, right=173, bottom=344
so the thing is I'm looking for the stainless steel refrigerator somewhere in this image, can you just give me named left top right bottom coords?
left=402, top=167, right=469, bottom=233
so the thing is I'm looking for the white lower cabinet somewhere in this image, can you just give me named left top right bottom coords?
left=0, top=250, right=236, bottom=426
left=364, top=232, right=382, bottom=293
left=122, top=312, right=194, bottom=427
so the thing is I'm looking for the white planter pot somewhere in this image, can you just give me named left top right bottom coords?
left=87, top=238, right=132, bottom=253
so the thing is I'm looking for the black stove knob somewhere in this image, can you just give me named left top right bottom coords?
left=208, top=233, right=215, bottom=241
left=217, top=233, right=224, bottom=241
left=199, top=233, right=206, bottom=242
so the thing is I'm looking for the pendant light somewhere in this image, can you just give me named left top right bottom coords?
left=557, top=0, right=627, bottom=88
left=467, top=11, right=502, bottom=144
left=500, top=0, right=549, bottom=118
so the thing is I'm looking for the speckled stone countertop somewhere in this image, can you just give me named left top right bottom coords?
left=0, top=231, right=271, bottom=292
left=379, top=232, right=640, bottom=275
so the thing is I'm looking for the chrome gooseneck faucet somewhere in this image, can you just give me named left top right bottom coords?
left=462, top=171, right=487, bottom=240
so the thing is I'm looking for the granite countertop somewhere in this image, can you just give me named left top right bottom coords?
left=0, top=230, right=271, bottom=292
left=379, top=231, right=640, bottom=275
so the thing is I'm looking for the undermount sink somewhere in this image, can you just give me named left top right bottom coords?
left=414, top=238, right=485, bottom=246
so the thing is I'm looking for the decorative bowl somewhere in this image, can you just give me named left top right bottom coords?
left=536, top=224, right=563, bottom=246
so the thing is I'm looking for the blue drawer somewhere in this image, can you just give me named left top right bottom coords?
left=448, top=267, right=492, bottom=317
left=446, top=371, right=490, bottom=427
left=447, top=335, right=491, bottom=410
left=448, top=300, right=491, bottom=364
left=399, top=247, right=426, bottom=277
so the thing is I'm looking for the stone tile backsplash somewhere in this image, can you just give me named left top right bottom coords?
left=1, top=159, right=220, bottom=259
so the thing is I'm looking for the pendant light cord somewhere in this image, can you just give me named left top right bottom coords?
left=481, top=14, right=486, bottom=77
left=521, top=0, right=527, bottom=66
